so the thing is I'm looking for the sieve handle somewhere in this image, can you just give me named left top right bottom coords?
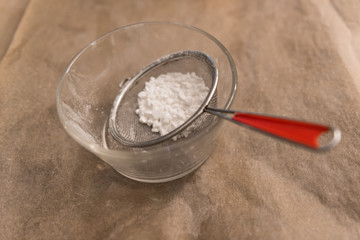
left=205, top=107, right=341, bottom=150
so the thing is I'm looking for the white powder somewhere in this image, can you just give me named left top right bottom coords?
left=135, top=72, right=209, bottom=139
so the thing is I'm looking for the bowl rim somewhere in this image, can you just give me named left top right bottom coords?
left=56, top=21, right=238, bottom=158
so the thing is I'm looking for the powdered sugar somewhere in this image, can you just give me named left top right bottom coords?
left=135, top=72, right=209, bottom=139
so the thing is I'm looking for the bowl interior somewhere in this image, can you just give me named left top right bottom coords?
left=58, top=22, right=236, bottom=151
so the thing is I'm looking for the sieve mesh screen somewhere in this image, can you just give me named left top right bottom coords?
left=108, top=51, right=218, bottom=148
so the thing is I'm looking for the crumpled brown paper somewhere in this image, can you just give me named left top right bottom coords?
left=1, top=0, right=360, bottom=239
left=0, top=0, right=29, bottom=60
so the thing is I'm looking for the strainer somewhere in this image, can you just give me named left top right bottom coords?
left=109, top=50, right=341, bottom=150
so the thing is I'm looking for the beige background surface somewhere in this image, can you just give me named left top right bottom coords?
left=1, top=0, right=360, bottom=239
left=0, top=0, right=29, bottom=61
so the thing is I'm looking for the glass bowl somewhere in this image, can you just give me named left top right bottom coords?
left=56, top=22, right=237, bottom=183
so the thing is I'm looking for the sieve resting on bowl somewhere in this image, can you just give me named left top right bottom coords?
left=109, top=51, right=341, bottom=150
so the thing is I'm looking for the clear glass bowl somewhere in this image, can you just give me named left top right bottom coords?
left=56, top=22, right=237, bottom=183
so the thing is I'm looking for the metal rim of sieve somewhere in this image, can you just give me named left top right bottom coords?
left=108, top=50, right=219, bottom=147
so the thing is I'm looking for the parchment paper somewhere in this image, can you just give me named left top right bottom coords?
left=1, top=0, right=360, bottom=239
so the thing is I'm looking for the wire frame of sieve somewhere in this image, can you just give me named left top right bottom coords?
left=108, top=51, right=219, bottom=147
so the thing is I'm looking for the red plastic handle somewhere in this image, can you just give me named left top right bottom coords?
left=232, top=113, right=330, bottom=148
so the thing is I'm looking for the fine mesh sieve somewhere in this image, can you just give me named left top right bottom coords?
left=109, top=50, right=341, bottom=150
left=109, top=51, right=218, bottom=147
